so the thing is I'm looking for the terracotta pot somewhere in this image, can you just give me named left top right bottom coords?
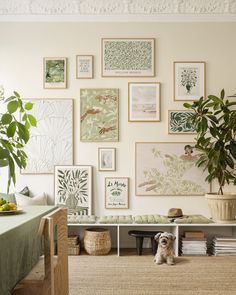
left=205, top=193, right=236, bottom=224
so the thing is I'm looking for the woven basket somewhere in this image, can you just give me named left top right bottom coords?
left=84, top=228, right=111, bottom=255
left=68, top=235, right=80, bottom=246
left=68, top=244, right=80, bottom=255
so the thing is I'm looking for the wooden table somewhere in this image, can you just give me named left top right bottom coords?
left=0, top=205, right=56, bottom=295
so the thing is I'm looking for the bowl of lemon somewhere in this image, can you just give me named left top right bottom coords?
left=0, top=198, right=21, bottom=214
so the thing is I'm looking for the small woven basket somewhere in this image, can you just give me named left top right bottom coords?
left=68, top=244, right=80, bottom=255
left=84, top=228, right=111, bottom=255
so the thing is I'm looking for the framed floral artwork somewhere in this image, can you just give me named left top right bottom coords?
left=135, top=142, right=210, bottom=196
left=128, top=82, right=161, bottom=122
left=168, top=110, right=196, bottom=134
left=102, top=38, right=155, bottom=77
left=80, top=88, right=119, bottom=142
left=44, top=57, right=67, bottom=89
left=76, top=55, right=94, bottom=79
left=174, top=62, right=206, bottom=101
left=105, top=177, right=129, bottom=209
left=54, top=165, right=92, bottom=216
left=98, top=148, right=116, bottom=171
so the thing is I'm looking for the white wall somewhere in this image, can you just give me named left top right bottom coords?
left=1, top=22, right=236, bottom=218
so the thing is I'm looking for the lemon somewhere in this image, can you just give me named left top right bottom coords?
left=2, top=203, right=10, bottom=211
left=8, top=202, right=16, bottom=211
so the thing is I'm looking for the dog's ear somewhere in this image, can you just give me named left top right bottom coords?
left=167, top=233, right=176, bottom=241
left=154, top=233, right=162, bottom=241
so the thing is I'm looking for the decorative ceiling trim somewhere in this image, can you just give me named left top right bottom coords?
left=0, top=0, right=236, bottom=22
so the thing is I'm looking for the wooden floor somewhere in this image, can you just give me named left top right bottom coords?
left=69, top=250, right=236, bottom=295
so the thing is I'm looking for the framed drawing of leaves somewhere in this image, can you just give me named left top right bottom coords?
left=135, top=142, right=210, bottom=196
left=102, top=38, right=155, bottom=77
left=80, top=88, right=119, bottom=142
left=55, top=165, right=92, bottom=216
left=168, top=110, right=196, bottom=134
left=174, top=61, right=205, bottom=101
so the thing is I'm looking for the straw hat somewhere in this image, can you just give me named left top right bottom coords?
left=167, top=208, right=183, bottom=218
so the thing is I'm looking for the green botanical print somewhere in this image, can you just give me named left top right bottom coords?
left=170, top=111, right=195, bottom=133
left=57, top=169, right=89, bottom=215
left=138, top=147, right=206, bottom=195
left=46, top=60, right=65, bottom=83
left=80, top=88, right=119, bottom=141
left=180, top=67, right=198, bottom=94
left=104, top=40, right=152, bottom=71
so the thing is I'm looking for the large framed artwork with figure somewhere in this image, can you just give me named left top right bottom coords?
left=135, top=142, right=210, bottom=196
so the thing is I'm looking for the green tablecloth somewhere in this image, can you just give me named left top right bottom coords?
left=0, top=205, right=57, bottom=295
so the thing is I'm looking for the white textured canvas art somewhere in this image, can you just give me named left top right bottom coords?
left=22, top=99, right=73, bottom=174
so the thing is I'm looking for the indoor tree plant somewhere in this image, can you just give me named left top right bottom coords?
left=0, top=86, right=36, bottom=192
left=184, top=89, right=236, bottom=223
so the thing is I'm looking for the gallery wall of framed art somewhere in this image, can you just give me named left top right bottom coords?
left=2, top=21, right=236, bottom=217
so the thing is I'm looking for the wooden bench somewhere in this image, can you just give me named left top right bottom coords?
left=128, top=230, right=162, bottom=255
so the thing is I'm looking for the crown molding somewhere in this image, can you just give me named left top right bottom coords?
left=0, top=0, right=236, bottom=22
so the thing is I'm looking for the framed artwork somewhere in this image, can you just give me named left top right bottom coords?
left=102, top=38, right=155, bottom=77
left=98, top=148, right=116, bottom=171
left=55, top=165, right=92, bottom=216
left=135, top=142, right=210, bottom=196
left=105, top=177, right=129, bottom=209
left=168, top=110, right=196, bottom=134
left=174, top=61, right=205, bottom=101
left=21, top=99, right=73, bottom=174
left=44, top=57, right=67, bottom=89
left=80, top=88, right=119, bottom=142
left=128, top=82, right=161, bottom=122
left=76, top=55, right=94, bottom=79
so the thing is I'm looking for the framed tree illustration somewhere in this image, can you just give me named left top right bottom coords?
left=54, top=165, right=92, bottom=215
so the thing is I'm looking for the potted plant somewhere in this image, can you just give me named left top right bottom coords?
left=0, top=86, right=36, bottom=192
left=184, top=89, right=236, bottom=223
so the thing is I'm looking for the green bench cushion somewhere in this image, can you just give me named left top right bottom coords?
left=68, top=215, right=96, bottom=224
left=98, top=215, right=133, bottom=224
left=133, top=214, right=170, bottom=224
left=174, top=215, right=213, bottom=224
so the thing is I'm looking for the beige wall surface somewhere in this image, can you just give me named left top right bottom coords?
left=1, top=22, right=236, bottom=217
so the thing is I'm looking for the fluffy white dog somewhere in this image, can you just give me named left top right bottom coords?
left=154, top=232, right=176, bottom=265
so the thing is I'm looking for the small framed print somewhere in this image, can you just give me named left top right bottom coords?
left=105, top=177, right=129, bottom=209
left=44, top=57, right=67, bottom=89
left=76, top=55, right=94, bottom=79
left=174, top=61, right=206, bottom=101
left=168, top=110, right=196, bottom=134
left=128, top=82, right=161, bottom=122
left=98, top=148, right=116, bottom=171
left=102, top=38, right=155, bottom=77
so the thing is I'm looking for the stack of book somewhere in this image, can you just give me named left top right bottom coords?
left=212, top=236, right=236, bottom=256
left=180, top=231, right=208, bottom=256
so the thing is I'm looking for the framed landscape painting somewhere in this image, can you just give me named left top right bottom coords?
left=174, top=62, right=205, bottom=101
left=168, top=110, right=196, bottom=134
left=105, top=177, right=129, bottom=209
left=21, top=99, right=73, bottom=174
left=98, top=148, right=116, bottom=171
left=128, top=82, right=161, bottom=122
left=55, top=165, right=92, bottom=216
left=135, top=142, right=210, bottom=196
left=80, top=88, right=119, bottom=142
left=76, top=55, right=93, bottom=79
left=44, top=57, right=67, bottom=89
left=102, top=38, right=155, bottom=77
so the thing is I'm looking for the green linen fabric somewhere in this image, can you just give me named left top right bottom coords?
left=0, top=192, right=16, bottom=203
left=133, top=214, right=170, bottom=224
left=0, top=205, right=56, bottom=295
left=68, top=215, right=96, bottom=224
left=174, top=215, right=213, bottom=224
left=98, top=215, right=133, bottom=224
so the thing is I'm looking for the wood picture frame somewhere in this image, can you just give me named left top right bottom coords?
left=101, top=38, right=155, bottom=77
left=105, top=177, right=129, bottom=209
left=76, top=55, right=94, bottom=79
left=43, top=57, right=67, bottom=89
left=174, top=61, right=206, bottom=101
left=128, top=82, right=161, bottom=122
left=168, top=110, right=196, bottom=134
left=98, top=147, right=116, bottom=171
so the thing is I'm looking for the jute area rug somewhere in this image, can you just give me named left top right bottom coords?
left=69, top=251, right=236, bottom=295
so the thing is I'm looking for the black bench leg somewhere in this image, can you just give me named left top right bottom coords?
left=151, top=237, right=157, bottom=256
left=136, top=237, right=144, bottom=255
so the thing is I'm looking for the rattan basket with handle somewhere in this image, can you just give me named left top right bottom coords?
left=84, top=228, right=111, bottom=255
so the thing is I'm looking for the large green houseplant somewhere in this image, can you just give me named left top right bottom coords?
left=0, top=87, right=36, bottom=192
left=184, top=89, right=236, bottom=223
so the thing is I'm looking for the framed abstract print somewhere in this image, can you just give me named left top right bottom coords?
left=105, top=177, right=129, bottom=209
left=98, top=148, right=116, bottom=171
left=174, top=62, right=205, bottom=101
left=102, top=38, right=155, bottom=77
left=76, top=55, right=94, bottom=79
left=44, top=57, right=67, bottom=89
left=128, top=82, right=161, bottom=122
left=168, top=110, right=196, bottom=134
